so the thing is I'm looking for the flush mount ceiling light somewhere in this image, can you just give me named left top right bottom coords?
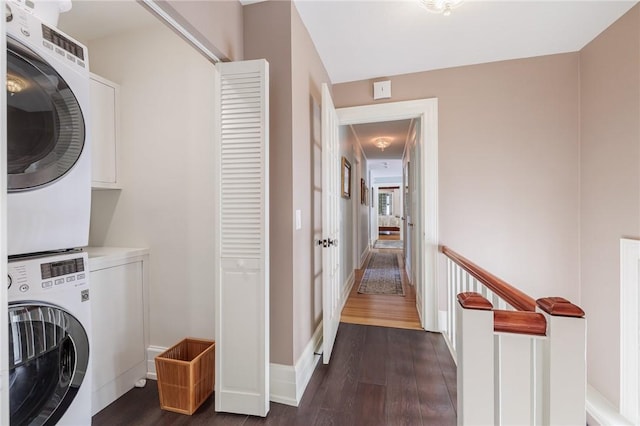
left=6, top=76, right=26, bottom=95
left=374, top=138, right=391, bottom=152
left=419, top=0, right=464, bottom=16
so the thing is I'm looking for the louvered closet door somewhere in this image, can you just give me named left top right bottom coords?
left=214, top=59, right=269, bottom=417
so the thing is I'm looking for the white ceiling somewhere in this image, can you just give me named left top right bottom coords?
left=293, top=0, right=638, bottom=84
left=350, top=119, right=413, bottom=160
left=57, top=1, right=158, bottom=44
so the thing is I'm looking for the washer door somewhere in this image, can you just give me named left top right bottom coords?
left=8, top=303, right=89, bottom=426
left=6, top=36, right=85, bottom=192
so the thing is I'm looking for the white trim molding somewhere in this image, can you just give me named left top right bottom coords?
left=342, top=271, right=355, bottom=309
left=620, top=238, right=640, bottom=424
left=337, top=98, right=439, bottom=332
left=270, top=323, right=323, bottom=406
left=146, top=345, right=165, bottom=380
left=360, top=246, right=370, bottom=270
left=587, top=384, right=633, bottom=426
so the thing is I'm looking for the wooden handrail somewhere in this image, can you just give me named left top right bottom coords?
left=440, top=246, right=536, bottom=312
left=494, top=310, right=547, bottom=336
left=457, top=292, right=547, bottom=335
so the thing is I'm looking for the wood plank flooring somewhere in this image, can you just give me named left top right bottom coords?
left=341, top=249, right=422, bottom=330
left=92, top=323, right=457, bottom=425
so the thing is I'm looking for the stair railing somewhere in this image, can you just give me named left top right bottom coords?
left=440, top=245, right=586, bottom=426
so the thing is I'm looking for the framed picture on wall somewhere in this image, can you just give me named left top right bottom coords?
left=365, top=186, right=369, bottom=206
left=341, top=157, right=351, bottom=199
left=360, top=178, right=366, bottom=204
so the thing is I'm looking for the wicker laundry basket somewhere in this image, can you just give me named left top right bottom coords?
left=155, top=338, right=215, bottom=415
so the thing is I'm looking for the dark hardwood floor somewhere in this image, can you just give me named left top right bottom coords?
left=92, top=323, right=456, bottom=425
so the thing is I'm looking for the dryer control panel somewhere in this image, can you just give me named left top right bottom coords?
left=8, top=252, right=89, bottom=301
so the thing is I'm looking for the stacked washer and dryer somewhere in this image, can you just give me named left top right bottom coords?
left=6, top=1, right=93, bottom=425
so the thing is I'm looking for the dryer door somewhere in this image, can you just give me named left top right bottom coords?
left=6, top=36, right=85, bottom=192
left=8, top=303, right=89, bottom=426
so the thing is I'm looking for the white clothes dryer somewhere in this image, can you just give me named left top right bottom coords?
left=6, top=1, right=91, bottom=256
left=7, top=251, right=92, bottom=425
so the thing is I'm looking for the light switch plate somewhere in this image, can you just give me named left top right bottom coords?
left=373, top=80, right=391, bottom=100
left=295, top=209, right=302, bottom=230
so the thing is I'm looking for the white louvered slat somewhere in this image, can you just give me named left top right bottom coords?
left=215, top=60, right=269, bottom=417
left=220, top=68, right=263, bottom=259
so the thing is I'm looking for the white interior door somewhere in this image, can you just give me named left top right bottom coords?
left=321, top=84, right=341, bottom=364
left=214, top=59, right=270, bottom=416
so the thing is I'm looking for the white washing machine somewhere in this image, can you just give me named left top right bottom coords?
left=7, top=251, right=92, bottom=425
left=6, top=1, right=91, bottom=256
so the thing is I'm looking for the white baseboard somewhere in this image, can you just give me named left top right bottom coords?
left=359, top=246, right=370, bottom=269
left=270, top=322, right=323, bottom=406
left=147, top=325, right=323, bottom=408
left=146, top=345, right=165, bottom=380
left=341, top=271, right=355, bottom=311
left=587, top=384, right=632, bottom=425
left=438, top=309, right=447, bottom=333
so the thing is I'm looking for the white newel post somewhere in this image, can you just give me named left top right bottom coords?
left=456, top=292, right=495, bottom=426
left=537, top=297, right=586, bottom=426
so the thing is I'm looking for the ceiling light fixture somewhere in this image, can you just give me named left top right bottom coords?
left=419, top=0, right=464, bottom=16
left=6, top=76, right=26, bottom=95
left=374, top=138, right=391, bottom=152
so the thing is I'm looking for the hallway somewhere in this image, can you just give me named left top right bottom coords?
left=341, top=249, right=422, bottom=330
left=92, top=323, right=456, bottom=425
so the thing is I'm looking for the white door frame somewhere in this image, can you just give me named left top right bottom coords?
left=337, top=99, right=438, bottom=331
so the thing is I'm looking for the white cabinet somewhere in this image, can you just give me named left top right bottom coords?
left=90, top=74, right=121, bottom=189
left=87, top=247, right=149, bottom=415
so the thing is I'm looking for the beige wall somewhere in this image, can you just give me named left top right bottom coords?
left=160, top=0, right=244, bottom=61
left=244, top=0, right=331, bottom=365
left=580, top=4, right=640, bottom=408
left=88, top=24, right=217, bottom=347
left=290, top=2, right=332, bottom=361
left=243, top=0, right=294, bottom=365
left=334, top=54, right=582, bottom=304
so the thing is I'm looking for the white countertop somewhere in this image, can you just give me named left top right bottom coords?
left=84, top=246, right=149, bottom=271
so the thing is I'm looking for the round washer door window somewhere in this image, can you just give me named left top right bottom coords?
left=8, top=303, right=89, bottom=426
left=7, top=36, right=85, bottom=192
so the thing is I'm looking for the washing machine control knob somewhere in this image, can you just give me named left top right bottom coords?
left=7, top=274, right=11, bottom=289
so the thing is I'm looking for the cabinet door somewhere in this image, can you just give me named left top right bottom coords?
left=90, top=261, right=145, bottom=414
left=90, top=74, right=120, bottom=189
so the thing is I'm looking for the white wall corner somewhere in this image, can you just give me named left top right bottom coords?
left=146, top=345, right=166, bottom=380
left=270, top=322, right=323, bottom=407
left=587, top=384, right=633, bottom=426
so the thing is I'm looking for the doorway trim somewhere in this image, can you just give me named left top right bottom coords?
left=337, top=98, right=438, bottom=331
